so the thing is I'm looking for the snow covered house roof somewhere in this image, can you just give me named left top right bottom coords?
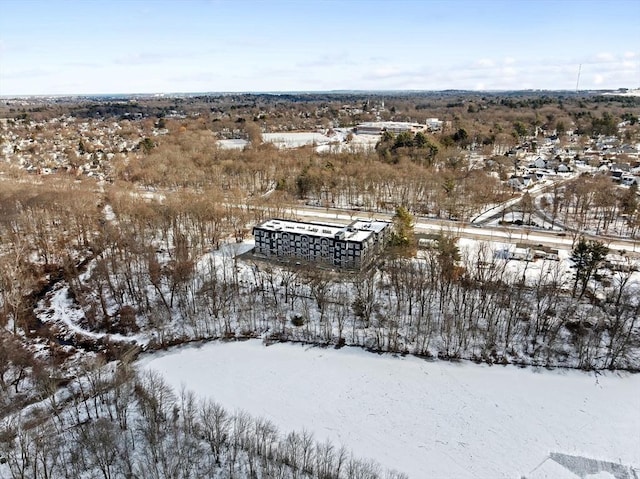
left=611, top=163, right=631, bottom=172
left=529, top=157, right=547, bottom=168
left=507, top=176, right=525, bottom=189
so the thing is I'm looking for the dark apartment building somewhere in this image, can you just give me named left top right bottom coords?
left=252, top=218, right=391, bottom=269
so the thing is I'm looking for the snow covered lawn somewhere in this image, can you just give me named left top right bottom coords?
left=140, top=340, right=639, bottom=479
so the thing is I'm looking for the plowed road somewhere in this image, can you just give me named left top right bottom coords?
left=281, top=205, right=639, bottom=254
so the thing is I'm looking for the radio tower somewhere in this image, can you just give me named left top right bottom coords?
left=575, top=64, right=582, bottom=92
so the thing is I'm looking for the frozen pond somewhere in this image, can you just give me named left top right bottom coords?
left=140, top=340, right=639, bottom=478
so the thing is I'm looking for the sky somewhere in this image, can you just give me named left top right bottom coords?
left=0, top=0, right=639, bottom=96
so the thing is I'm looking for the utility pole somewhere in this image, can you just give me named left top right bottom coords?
left=575, top=64, right=582, bottom=92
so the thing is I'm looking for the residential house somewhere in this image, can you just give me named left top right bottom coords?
left=611, top=163, right=631, bottom=182
left=611, top=163, right=631, bottom=173
left=529, top=157, right=547, bottom=169
left=523, top=173, right=537, bottom=187
left=507, top=176, right=525, bottom=190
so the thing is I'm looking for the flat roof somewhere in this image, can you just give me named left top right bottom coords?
left=357, top=121, right=424, bottom=129
left=254, top=218, right=390, bottom=243
left=350, top=219, right=390, bottom=234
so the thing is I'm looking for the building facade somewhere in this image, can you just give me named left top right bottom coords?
left=252, top=218, right=391, bottom=269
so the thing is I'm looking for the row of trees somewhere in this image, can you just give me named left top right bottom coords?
left=70, top=221, right=639, bottom=370
left=114, top=123, right=512, bottom=222
left=1, top=175, right=637, bottom=377
left=0, top=175, right=278, bottom=334
left=540, top=176, right=640, bottom=238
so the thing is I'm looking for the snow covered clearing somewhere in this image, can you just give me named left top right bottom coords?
left=263, top=132, right=340, bottom=149
left=217, top=130, right=377, bottom=152
left=141, top=340, right=640, bottom=479
left=484, top=211, right=563, bottom=231
left=217, top=138, right=249, bottom=150
left=316, top=133, right=379, bottom=153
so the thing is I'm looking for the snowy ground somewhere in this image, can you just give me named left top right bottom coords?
left=485, top=211, right=563, bottom=231
left=217, top=138, right=249, bottom=150
left=319, top=132, right=379, bottom=153
left=36, top=280, right=150, bottom=346
left=456, top=236, right=576, bottom=285
left=140, top=340, right=640, bottom=479
left=216, top=130, right=379, bottom=152
left=262, top=132, right=339, bottom=149
left=260, top=130, right=379, bottom=152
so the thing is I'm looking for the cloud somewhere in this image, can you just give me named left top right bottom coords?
left=64, top=61, right=100, bottom=68
left=297, top=52, right=351, bottom=69
left=394, top=56, right=616, bottom=90
left=370, top=66, right=407, bottom=79
left=595, top=52, right=615, bottom=62
left=168, top=71, right=216, bottom=83
left=473, top=58, right=495, bottom=68
left=318, top=51, right=636, bottom=91
left=114, top=51, right=187, bottom=65
left=0, top=40, right=33, bottom=58
left=367, top=55, right=391, bottom=63
left=2, top=68, right=50, bottom=79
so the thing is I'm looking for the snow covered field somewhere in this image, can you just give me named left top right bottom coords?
left=263, top=132, right=337, bottom=149
left=140, top=340, right=640, bottom=479
left=216, top=130, right=379, bottom=152
left=217, top=138, right=249, bottom=150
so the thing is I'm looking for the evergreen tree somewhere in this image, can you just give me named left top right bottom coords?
left=571, top=238, right=609, bottom=299
left=389, top=206, right=416, bottom=256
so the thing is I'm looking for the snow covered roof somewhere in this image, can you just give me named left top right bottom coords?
left=254, top=218, right=390, bottom=243
left=349, top=219, right=390, bottom=234
left=527, top=453, right=638, bottom=479
left=356, top=121, right=431, bottom=133
left=527, top=458, right=580, bottom=479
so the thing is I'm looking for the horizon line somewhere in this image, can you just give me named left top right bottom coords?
left=2, top=87, right=639, bottom=100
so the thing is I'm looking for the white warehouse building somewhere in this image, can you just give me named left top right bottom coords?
left=355, top=119, right=443, bottom=135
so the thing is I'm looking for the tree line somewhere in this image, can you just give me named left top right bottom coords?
left=540, top=176, right=640, bottom=238
left=1, top=176, right=637, bottom=380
